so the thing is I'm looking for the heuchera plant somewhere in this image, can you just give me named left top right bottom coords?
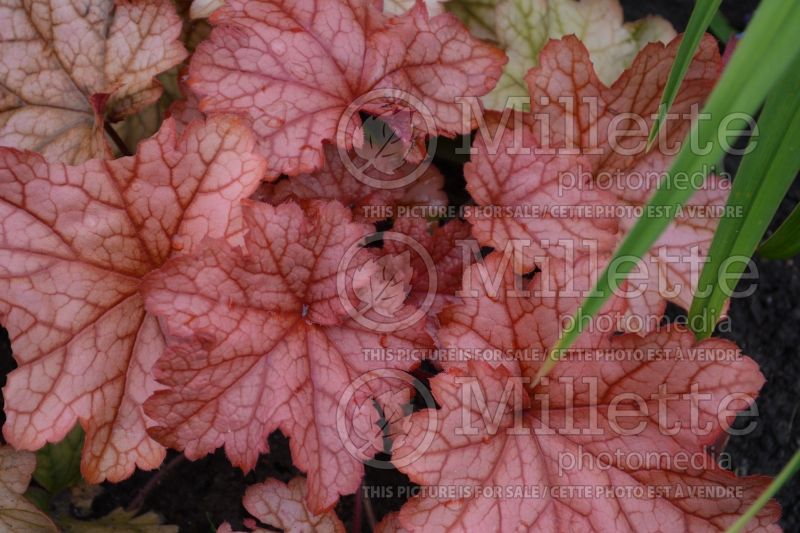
left=0, top=0, right=785, bottom=531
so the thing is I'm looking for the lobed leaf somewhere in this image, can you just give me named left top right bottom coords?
left=188, top=0, right=506, bottom=177
left=0, top=116, right=265, bottom=483
left=255, top=143, right=447, bottom=223
left=448, top=0, right=676, bottom=109
left=0, top=0, right=188, bottom=163
left=543, top=0, right=800, bottom=376
left=391, top=256, right=780, bottom=531
left=466, top=35, right=724, bottom=332
left=142, top=201, right=433, bottom=513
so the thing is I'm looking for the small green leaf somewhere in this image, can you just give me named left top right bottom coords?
left=647, top=0, right=723, bottom=150
left=759, top=201, right=800, bottom=259
left=34, top=425, right=84, bottom=495
left=725, top=448, right=800, bottom=533
left=540, top=0, right=800, bottom=379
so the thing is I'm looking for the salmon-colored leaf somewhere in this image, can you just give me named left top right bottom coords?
left=0, top=0, right=188, bottom=163
left=354, top=252, right=414, bottom=318
left=375, top=511, right=410, bottom=533
left=394, top=257, right=779, bottom=530
left=466, top=34, right=725, bottom=330
left=394, top=360, right=779, bottom=532
left=531, top=34, right=725, bottom=327
left=525, top=34, right=720, bottom=173
left=188, top=0, right=506, bottom=176
left=0, top=116, right=265, bottom=483
left=464, top=117, right=619, bottom=273
left=142, top=201, right=433, bottom=513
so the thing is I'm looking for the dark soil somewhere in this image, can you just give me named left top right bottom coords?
left=2, top=0, right=798, bottom=531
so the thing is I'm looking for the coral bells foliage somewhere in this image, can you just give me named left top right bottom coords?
left=466, top=34, right=727, bottom=333
left=188, top=0, right=506, bottom=176
left=0, top=0, right=785, bottom=531
left=390, top=255, right=780, bottom=531
left=0, top=0, right=187, bottom=163
left=142, top=200, right=432, bottom=512
left=0, top=117, right=265, bottom=482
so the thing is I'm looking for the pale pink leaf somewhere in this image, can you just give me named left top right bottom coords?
left=394, top=361, right=779, bottom=531
left=375, top=511, right=410, bottom=533
left=464, top=118, right=620, bottom=273
left=391, top=253, right=780, bottom=531
left=0, top=0, right=188, bottom=163
left=142, top=201, right=433, bottom=513
left=528, top=35, right=725, bottom=327
left=189, top=0, right=506, bottom=176
left=354, top=252, right=414, bottom=318
left=525, top=34, right=720, bottom=173
left=468, top=35, right=725, bottom=328
left=166, top=73, right=206, bottom=135
left=243, top=478, right=346, bottom=533
left=385, top=216, right=474, bottom=314
left=0, top=116, right=265, bottom=483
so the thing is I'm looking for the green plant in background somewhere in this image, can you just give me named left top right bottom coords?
left=540, top=0, right=800, bottom=529
left=25, top=425, right=84, bottom=511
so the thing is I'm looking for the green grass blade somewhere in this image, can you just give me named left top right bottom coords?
left=759, top=201, right=800, bottom=259
left=725, top=448, right=800, bottom=533
left=709, top=10, right=737, bottom=42
left=646, top=0, right=723, bottom=150
left=538, top=0, right=800, bottom=380
left=688, top=55, right=800, bottom=339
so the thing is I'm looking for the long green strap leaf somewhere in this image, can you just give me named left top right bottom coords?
left=709, top=10, right=736, bottom=42
left=646, top=0, right=723, bottom=150
left=689, top=57, right=800, bottom=339
left=538, top=0, right=800, bottom=380
left=725, top=448, right=800, bottom=533
left=759, top=201, right=800, bottom=259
